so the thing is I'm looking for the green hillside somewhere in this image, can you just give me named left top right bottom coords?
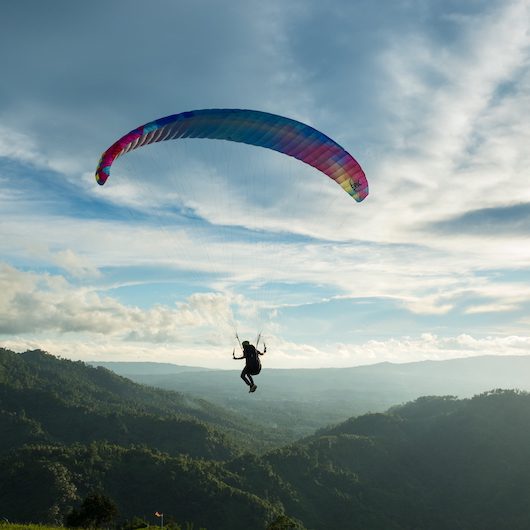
left=3, top=349, right=530, bottom=529
left=0, top=348, right=286, bottom=457
left=258, top=390, right=530, bottom=529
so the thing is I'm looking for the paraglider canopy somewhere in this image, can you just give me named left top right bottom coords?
left=95, top=108, right=368, bottom=202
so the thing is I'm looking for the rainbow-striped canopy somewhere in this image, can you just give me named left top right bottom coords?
left=95, top=109, right=368, bottom=202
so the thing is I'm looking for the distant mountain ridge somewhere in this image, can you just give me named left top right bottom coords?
left=90, top=354, right=530, bottom=394
left=87, top=360, right=212, bottom=375
left=90, top=354, right=530, bottom=438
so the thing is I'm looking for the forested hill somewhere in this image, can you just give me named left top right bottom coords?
left=3, top=348, right=530, bottom=529
left=0, top=348, right=283, bottom=457
left=255, top=390, right=530, bottom=529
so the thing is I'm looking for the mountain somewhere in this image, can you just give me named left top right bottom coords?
left=0, top=348, right=296, bottom=528
left=0, top=443, right=286, bottom=529
left=91, top=354, right=530, bottom=438
left=4, top=348, right=530, bottom=529
left=0, top=348, right=287, bottom=457
left=213, top=389, right=530, bottom=530
left=87, top=361, right=212, bottom=375
left=261, top=390, right=530, bottom=529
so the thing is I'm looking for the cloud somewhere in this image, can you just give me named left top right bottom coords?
left=367, top=0, right=530, bottom=235
left=3, top=257, right=530, bottom=368
left=0, top=263, right=240, bottom=341
left=331, top=332, right=530, bottom=366
left=7, top=330, right=530, bottom=369
left=427, top=203, right=530, bottom=235
left=49, top=249, right=101, bottom=279
left=5, top=202, right=530, bottom=324
left=0, top=125, right=43, bottom=165
left=0, top=260, right=288, bottom=352
left=464, top=303, right=521, bottom=315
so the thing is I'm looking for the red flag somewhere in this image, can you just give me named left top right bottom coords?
left=155, top=512, right=163, bottom=517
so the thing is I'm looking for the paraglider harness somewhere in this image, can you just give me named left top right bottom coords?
left=242, top=343, right=262, bottom=375
left=234, top=332, right=265, bottom=375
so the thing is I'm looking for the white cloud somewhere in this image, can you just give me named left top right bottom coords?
left=50, top=249, right=101, bottom=279
left=6, top=330, right=529, bottom=370
left=0, top=261, right=288, bottom=356
left=368, top=0, right=530, bottom=236
left=0, top=125, right=43, bottom=165
left=0, top=263, right=238, bottom=340
left=3, top=259, right=530, bottom=368
left=330, top=333, right=530, bottom=367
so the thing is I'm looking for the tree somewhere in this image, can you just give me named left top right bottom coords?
left=66, top=492, right=118, bottom=527
left=267, top=514, right=307, bottom=530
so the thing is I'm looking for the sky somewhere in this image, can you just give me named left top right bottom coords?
left=1, top=0, right=530, bottom=368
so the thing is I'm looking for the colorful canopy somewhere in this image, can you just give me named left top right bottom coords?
left=95, top=109, right=368, bottom=202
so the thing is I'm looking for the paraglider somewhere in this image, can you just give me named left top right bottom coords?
left=95, top=108, right=368, bottom=202
left=95, top=109, right=369, bottom=393
left=233, top=339, right=266, bottom=393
